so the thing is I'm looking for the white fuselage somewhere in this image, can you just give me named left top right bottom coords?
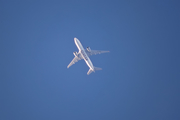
left=74, top=38, right=94, bottom=71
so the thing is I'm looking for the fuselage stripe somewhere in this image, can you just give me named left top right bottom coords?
left=81, top=50, right=88, bottom=61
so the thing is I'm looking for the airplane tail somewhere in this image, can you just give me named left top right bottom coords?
left=87, top=67, right=102, bottom=75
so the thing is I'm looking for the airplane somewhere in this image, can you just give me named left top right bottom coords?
left=67, top=38, right=109, bottom=75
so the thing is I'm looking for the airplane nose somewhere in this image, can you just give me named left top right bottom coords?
left=74, top=37, right=78, bottom=43
left=74, top=37, right=79, bottom=44
left=74, top=38, right=76, bottom=43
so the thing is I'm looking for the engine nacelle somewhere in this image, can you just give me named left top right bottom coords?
left=86, top=47, right=91, bottom=52
left=73, top=51, right=78, bottom=57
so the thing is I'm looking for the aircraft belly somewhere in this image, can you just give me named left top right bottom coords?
left=74, top=38, right=95, bottom=71
left=85, top=59, right=93, bottom=70
left=81, top=50, right=94, bottom=70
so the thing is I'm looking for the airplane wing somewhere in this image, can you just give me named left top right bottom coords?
left=67, top=54, right=83, bottom=68
left=86, top=50, right=109, bottom=56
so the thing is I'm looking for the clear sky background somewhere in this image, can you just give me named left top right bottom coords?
left=0, top=0, right=180, bottom=120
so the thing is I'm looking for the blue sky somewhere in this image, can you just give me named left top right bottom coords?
left=0, top=0, right=180, bottom=120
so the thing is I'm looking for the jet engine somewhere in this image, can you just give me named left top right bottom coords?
left=73, top=51, right=78, bottom=57
left=86, top=47, right=91, bottom=52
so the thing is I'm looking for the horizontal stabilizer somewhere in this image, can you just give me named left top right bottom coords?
left=87, top=69, right=93, bottom=75
left=94, top=67, right=102, bottom=71
left=87, top=67, right=102, bottom=75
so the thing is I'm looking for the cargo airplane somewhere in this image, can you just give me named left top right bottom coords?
left=67, top=38, right=109, bottom=75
